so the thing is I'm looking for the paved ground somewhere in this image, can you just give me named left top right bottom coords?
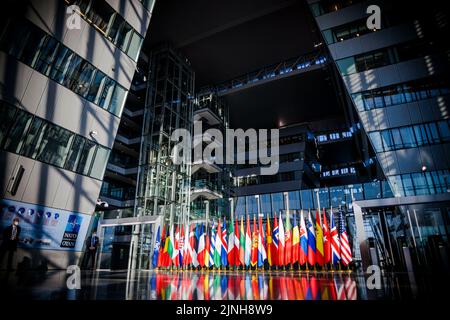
left=0, top=269, right=447, bottom=300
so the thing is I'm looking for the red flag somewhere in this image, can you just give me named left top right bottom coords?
left=284, top=212, right=292, bottom=266
left=174, top=225, right=180, bottom=267
left=157, top=224, right=165, bottom=267
left=250, top=216, right=258, bottom=267
left=234, top=219, right=240, bottom=267
left=322, top=209, right=331, bottom=264
left=315, top=210, right=324, bottom=266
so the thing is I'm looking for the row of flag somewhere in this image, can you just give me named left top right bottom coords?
left=152, top=208, right=353, bottom=270
left=149, top=272, right=357, bottom=300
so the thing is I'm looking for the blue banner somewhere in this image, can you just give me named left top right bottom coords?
left=0, top=199, right=91, bottom=252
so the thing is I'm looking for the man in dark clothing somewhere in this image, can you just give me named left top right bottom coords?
left=0, top=217, right=21, bottom=271
left=84, top=231, right=99, bottom=270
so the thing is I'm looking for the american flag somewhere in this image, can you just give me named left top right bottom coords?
left=330, top=210, right=341, bottom=264
left=338, top=209, right=352, bottom=266
left=344, top=275, right=357, bottom=300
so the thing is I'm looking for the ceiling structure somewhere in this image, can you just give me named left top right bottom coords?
left=143, top=0, right=344, bottom=129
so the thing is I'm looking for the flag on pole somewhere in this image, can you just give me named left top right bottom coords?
left=168, top=224, right=177, bottom=266
left=272, top=214, right=279, bottom=267
left=307, top=210, right=316, bottom=266
left=234, top=219, right=240, bottom=267
left=257, top=215, right=267, bottom=267
left=278, top=212, right=285, bottom=267
left=284, top=211, right=292, bottom=266
left=322, top=208, right=331, bottom=264
left=152, top=225, right=161, bottom=268
left=178, top=225, right=184, bottom=267
left=191, top=224, right=199, bottom=267
left=227, top=219, right=235, bottom=266
left=299, top=210, right=308, bottom=266
left=162, top=225, right=170, bottom=267
left=204, top=226, right=211, bottom=268
left=338, top=209, right=352, bottom=266
left=244, top=215, right=251, bottom=267
left=250, top=216, right=258, bottom=267
left=197, top=224, right=206, bottom=267
left=221, top=218, right=228, bottom=267
left=330, top=210, right=341, bottom=265
left=292, top=212, right=300, bottom=264
left=157, top=224, right=166, bottom=267
left=315, top=210, right=324, bottom=266
left=183, top=224, right=190, bottom=266
left=214, top=219, right=222, bottom=268
left=209, top=225, right=216, bottom=267
left=239, top=216, right=245, bottom=266
left=266, top=213, right=273, bottom=266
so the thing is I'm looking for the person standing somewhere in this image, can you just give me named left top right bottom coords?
left=84, top=231, right=99, bottom=270
left=0, top=217, right=22, bottom=271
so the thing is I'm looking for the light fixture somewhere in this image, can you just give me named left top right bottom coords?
left=90, top=130, right=98, bottom=138
left=421, top=165, right=427, bottom=172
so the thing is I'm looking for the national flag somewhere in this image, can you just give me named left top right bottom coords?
left=152, top=224, right=161, bottom=268
left=338, top=209, right=352, bottom=266
left=299, top=210, right=308, bottom=265
left=292, top=212, right=300, bottom=264
left=244, top=215, right=251, bottom=267
left=190, top=224, right=199, bottom=267
left=168, top=224, right=177, bottom=265
left=315, top=210, right=324, bottom=266
left=257, top=215, right=267, bottom=267
left=250, top=216, right=258, bottom=267
left=278, top=212, right=285, bottom=267
left=284, top=211, right=292, bottom=266
left=307, top=210, right=316, bottom=266
left=178, top=224, right=184, bottom=267
left=227, top=219, right=235, bottom=266
left=322, top=209, right=331, bottom=264
left=183, top=224, right=190, bottom=266
left=221, top=218, right=228, bottom=267
left=197, top=224, right=206, bottom=267
left=214, top=220, right=222, bottom=268
left=157, top=224, right=166, bottom=267
left=209, top=225, right=216, bottom=267
left=162, top=226, right=170, bottom=267
left=272, top=214, right=279, bottom=266
left=234, top=219, right=240, bottom=267
left=204, top=227, right=211, bottom=268
left=266, top=213, right=273, bottom=266
left=330, top=210, right=341, bottom=265
left=239, top=216, right=245, bottom=266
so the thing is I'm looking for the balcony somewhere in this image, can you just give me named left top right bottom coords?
left=191, top=180, right=222, bottom=201
left=191, top=159, right=221, bottom=174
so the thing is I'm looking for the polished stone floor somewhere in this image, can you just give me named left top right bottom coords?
left=0, top=269, right=447, bottom=300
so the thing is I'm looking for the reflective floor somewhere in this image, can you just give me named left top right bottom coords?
left=0, top=269, right=448, bottom=300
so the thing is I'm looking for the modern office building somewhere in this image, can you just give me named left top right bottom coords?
left=0, top=0, right=154, bottom=269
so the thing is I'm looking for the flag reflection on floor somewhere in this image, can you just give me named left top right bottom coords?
left=149, top=272, right=357, bottom=300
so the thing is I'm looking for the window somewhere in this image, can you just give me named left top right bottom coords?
left=71, top=61, right=96, bottom=97
left=20, top=118, right=46, bottom=158
left=86, top=71, right=105, bottom=103
left=108, top=85, right=127, bottom=116
left=3, top=110, right=33, bottom=153
left=369, top=132, right=384, bottom=153
left=336, top=57, right=356, bottom=76
left=98, top=77, right=116, bottom=109
left=64, top=135, right=86, bottom=171
left=49, top=46, right=77, bottom=84
left=34, top=124, right=75, bottom=167
left=437, top=121, right=450, bottom=142
left=399, top=126, right=416, bottom=148
left=86, top=0, right=116, bottom=34
left=127, top=31, right=143, bottom=61
left=34, top=37, right=59, bottom=75
left=115, top=22, right=133, bottom=52
left=380, top=130, right=394, bottom=151
left=77, top=140, right=97, bottom=175
left=90, top=146, right=110, bottom=179
left=0, top=102, right=17, bottom=147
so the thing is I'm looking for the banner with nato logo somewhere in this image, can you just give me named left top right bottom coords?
left=0, top=199, right=91, bottom=251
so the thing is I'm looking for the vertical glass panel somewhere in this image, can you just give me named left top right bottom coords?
left=77, top=140, right=96, bottom=175
left=90, top=145, right=110, bottom=179
left=352, top=93, right=364, bottom=112
left=235, top=196, right=246, bottom=218
left=246, top=196, right=258, bottom=215
left=72, top=61, right=96, bottom=97
left=381, top=130, right=394, bottom=151
left=49, top=46, right=76, bottom=84
left=288, top=191, right=301, bottom=210
left=271, top=192, right=284, bottom=213
left=98, top=77, right=115, bottom=110
left=369, top=131, right=384, bottom=152
left=437, top=120, right=450, bottom=142
left=86, top=71, right=105, bottom=103
left=62, top=54, right=83, bottom=89
left=108, top=85, right=127, bottom=116
left=411, top=172, right=430, bottom=195
left=20, top=118, right=45, bottom=158
left=300, top=189, right=314, bottom=209
left=388, top=175, right=405, bottom=197
left=19, top=26, right=48, bottom=67
left=34, top=37, right=59, bottom=76
left=0, top=102, right=17, bottom=147
left=260, top=194, right=272, bottom=215
left=329, top=186, right=346, bottom=207
left=399, top=126, right=416, bottom=148
left=363, top=181, right=381, bottom=199
left=64, top=135, right=86, bottom=171
left=35, top=124, right=74, bottom=167
left=382, top=180, right=394, bottom=198
left=391, top=128, right=403, bottom=149
left=108, top=14, right=124, bottom=41
left=3, top=110, right=33, bottom=153
left=116, top=22, right=133, bottom=51
left=402, top=174, right=415, bottom=196
left=127, top=31, right=143, bottom=61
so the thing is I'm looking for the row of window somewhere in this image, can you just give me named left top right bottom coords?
left=388, top=170, right=449, bottom=197
left=100, top=179, right=135, bottom=201
left=352, top=77, right=450, bottom=112
left=369, top=120, right=450, bottom=153
left=322, top=17, right=379, bottom=45
left=321, top=167, right=356, bottom=177
left=0, top=18, right=127, bottom=117
left=316, top=130, right=353, bottom=143
left=336, top=39, right=435, bottom=76
left=233, top=171, right=302, bottom=187
left=0, top=101, right=110, bottom=180
left=309, top=0, right=363, bottom=17
left=66, top=0, right=144, bottom=61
